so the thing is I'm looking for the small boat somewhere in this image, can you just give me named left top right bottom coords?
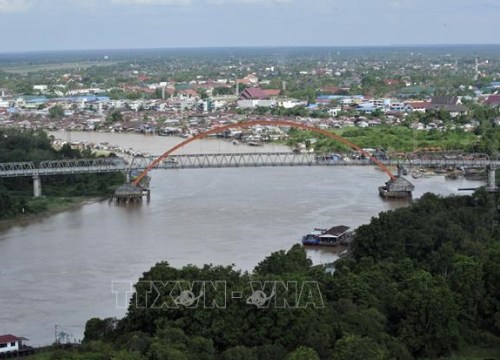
left=302, top=225, right=353, bottom=246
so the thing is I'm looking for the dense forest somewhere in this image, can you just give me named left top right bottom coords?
left=36, top=190, right=500, bottom=359
left=0, top=128, right=125, bottom=220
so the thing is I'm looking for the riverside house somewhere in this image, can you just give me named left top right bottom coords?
left=0, top=334, right=29, bottom=354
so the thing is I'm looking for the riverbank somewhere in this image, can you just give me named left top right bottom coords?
left=0, top=196, right=104, bottom=229
left=28, top=343, right=500, bottom=360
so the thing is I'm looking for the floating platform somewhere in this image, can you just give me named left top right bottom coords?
left=379, top=176, right=414, bottom=199
left=302, top=225, right=353, bottom=247
left=112, top=184, right=149, bottom=204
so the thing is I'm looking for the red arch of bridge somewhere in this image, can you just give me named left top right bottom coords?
left=132, top=120, right=396, bottom=185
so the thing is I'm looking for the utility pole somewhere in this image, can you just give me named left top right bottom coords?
left=54, top=325, right=58, bottom=345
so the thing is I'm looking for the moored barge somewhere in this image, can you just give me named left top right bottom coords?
left=302, top=225, right=353, bottom=246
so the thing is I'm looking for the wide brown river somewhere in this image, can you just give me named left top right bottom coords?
left=0, top=131, right=484, bottom=345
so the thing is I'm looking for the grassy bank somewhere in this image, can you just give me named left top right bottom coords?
left=0, top=173, right=125, bottom=221
left=0, top=196, right=102, bottom=227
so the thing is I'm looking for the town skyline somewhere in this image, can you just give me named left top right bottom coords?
left=0, top=0, right=499, bottom=52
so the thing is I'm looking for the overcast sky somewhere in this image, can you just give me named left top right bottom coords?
left=0, top=0, right=499, bottom=52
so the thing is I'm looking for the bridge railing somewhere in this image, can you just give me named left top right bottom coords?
left=0, top=154, right=498, bottom=178
left=127, top=153, right=500, bottom=170
left=0, top=158, right=127, bottom=177
left=38, top=158, right=127, bottom=175
left=405, top=158, right=494, bottom=168
left=39, top=158, right=126, bottom=168
left=0, top=162, right=36, bottom=177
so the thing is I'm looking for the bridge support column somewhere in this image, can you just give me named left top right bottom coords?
left=487, top=165, right=496, bottom=190
left=33, top=175, right=42, bottom=198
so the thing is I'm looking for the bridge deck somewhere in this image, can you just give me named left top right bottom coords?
left=130, top=153, right=499, bottom=171
left=0, top=153, right=498, bottom=177
left=0, top=158, right=127, bottom=177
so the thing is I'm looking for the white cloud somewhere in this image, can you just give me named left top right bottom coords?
left=208, top=0, right=292, bottom=3
left=0, top=0, right=36, bottom=13
left=110, top=0, right=192, bottom=5
left=204, top=0, right=295, bottom=9
left=110, top=0, right=292, bottom=6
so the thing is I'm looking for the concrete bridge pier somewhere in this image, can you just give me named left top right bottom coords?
left=487, top=165, right=496, bottom=190
left=33, top=175, right=42, bottom=197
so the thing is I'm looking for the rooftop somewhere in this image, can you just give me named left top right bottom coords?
left=0, top=334, right=28, bottom=344
left=322, top=225, right=350, bottom=237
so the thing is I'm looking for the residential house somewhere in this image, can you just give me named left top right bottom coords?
left=33, top=84, right=48, bottom=93
left=389, top=102, right=405, bottom=112
left=279, top=100, right=307, bottom=109
left=356, top=103, right=378, bottom=114
left=383, top=79, right=401, bottom=86
left=404, top=101, right=433, bottom=113
left=484, top=95, right=500, bottom=107
left=238, top=74, right=259, bottom=86
left=431, top=96, right=462, bottom=106
left=237, top=88, right=277, bottom=108
left=430, top=96, right=467, bottom=117
left=328, top=107, right=342, bottom=117
left=178, top=89, right=198, bottom=99
left=313, top=68, right=332, bottom=76
left=239, top=87, right=269, bottom=100
left=319, top=85, right=341, bottom=94
left=0, top=334, right=29, bottom=354
left=15, top=96, right=48, bottom=110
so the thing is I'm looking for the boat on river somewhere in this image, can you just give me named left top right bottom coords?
left=301, top=225, right=353, bottom=246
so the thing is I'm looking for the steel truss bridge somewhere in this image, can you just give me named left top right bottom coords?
left=0, top=158, right=127, bottom=178
left=1, top=154, right=499, bottom=178
left=3, top=118, right=498, bottom=198
left=128, top=152, right=500, bottom=170
left=0, top=153, right=498, bottom=197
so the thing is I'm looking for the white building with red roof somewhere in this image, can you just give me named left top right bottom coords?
left=404, top=101, right=433, bottom=113
left=0, top=334, right=29, bottom=354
